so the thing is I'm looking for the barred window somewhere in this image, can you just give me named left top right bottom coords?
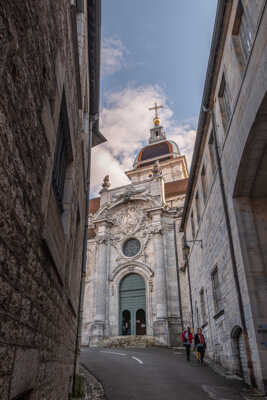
left=211, top=267, right=223, bottom=314
left=52, top=90, right=72, bottom=212
left=195, top=192, right=200, bottom=224
left=200, top=288, right=207, bottom=324
left=208, top=132, right=216, bottom=174
left=218, top=73, right=231, bottom=132
left=201, top=164, right=207, bottom=203
left=191, top=210, right=195, bottom=238
left=232, top=1, right=253, bottom=69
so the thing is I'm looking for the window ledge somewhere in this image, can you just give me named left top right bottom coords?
left=213, top=309, right=224, bottom=320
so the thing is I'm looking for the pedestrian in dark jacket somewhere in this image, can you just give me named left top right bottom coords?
left=194, top=328, right=206, bottom=364
left=181, top=327, right=193, bottom=361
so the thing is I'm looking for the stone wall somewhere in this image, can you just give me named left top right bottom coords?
left=181, top=0, right=267, bottom=392
left=0, top=1, right=97, bottom=399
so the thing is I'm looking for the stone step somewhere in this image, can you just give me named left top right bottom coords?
left=97, top=335, right=164, bottom=348
left=171, top=346, right=185, bottom=353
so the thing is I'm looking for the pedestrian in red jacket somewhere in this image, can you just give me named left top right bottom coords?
left=181, top=327, right=193, bottom=361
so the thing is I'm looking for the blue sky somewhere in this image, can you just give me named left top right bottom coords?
left=91, top=1, right=217, bottom=195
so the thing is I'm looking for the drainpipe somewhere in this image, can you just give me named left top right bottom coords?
left=204, top=106, right=256, bottom=388
left=173, top=219, right=184, bottom=332
left=73, top=114, right=98, bottom=393
left=183, top=233, right=194, bottom=333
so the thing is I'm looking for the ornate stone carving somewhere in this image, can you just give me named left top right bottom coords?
left=148, top=224, right=162, bottom=235
left=95, top=236, right=108, bottom=245
left=111, top=204, right=145, bottom=236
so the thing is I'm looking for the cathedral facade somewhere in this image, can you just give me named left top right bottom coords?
left=82, top=110, right=188, bottom=346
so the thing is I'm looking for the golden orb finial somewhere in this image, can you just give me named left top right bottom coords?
left=149, top=102, right=163, bottom=126
left=154, top=117, right=160, bottom=126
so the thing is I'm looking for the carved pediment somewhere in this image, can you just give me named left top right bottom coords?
left=112, top=185, right=147, bottom=202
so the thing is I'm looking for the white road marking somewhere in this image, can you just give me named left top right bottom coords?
left=100, top=351, right=126, bottom=356
left=131, top=356, right=144, bottom=365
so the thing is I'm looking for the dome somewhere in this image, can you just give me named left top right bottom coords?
left=133, top=139, right=180, bottom=168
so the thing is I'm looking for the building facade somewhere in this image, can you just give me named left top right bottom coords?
left=181, top=0, right=267, bottom=393
left=0, top=1, right=104, bottom=399
left=82, top=111, right=188, bottom=347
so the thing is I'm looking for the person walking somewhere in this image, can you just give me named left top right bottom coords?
left=194, top=328, right=206, bottom=364
left=181, top=327, right=193, bottom=361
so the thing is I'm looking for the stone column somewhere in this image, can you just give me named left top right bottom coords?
left=153, top=228, right=168, bottom=319
left=151, top=210, right=169, bottom=345
left=90, top=221, right=108, bottom=346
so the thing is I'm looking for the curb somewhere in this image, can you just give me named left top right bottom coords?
left=80, top=364, right=106, bottom=400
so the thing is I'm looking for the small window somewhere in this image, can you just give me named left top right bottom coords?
left=195, top=192, right=200, bottom=224
left=232, top=1, right=253, bottom=69
left=211, top=267, right=223, bottom=314
left=191, top=210, right=195, bottom=238
left=218, top=73, right=231, bottom=131
left=52, top=90, right=72, bottom=212
left=208, top=132, right=216, bottom=174
left=201, top=165, right=207, bottom=203
left=200, top=288, right=207, bottom=324
left=195, top=301, right=200, bottom=328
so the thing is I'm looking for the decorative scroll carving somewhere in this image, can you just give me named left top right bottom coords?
left=112, top=185, right=147, bottom=202
left=148, top=224, right=162, bottom=235
left=95, top=236, right=109, bottom=245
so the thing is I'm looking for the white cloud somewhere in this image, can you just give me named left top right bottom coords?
left=101, top=37, right=127, bottom=76
left=90, top=85, right=196, bottom=196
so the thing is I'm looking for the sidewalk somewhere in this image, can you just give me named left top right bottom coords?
left=172, top=347, right=266, bottom=400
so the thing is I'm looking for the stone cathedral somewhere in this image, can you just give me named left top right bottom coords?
left=82, top=105, right=189, bottom=347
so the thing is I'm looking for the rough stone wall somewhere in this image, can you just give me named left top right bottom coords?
left=0, top=1, right=92, bottom=399
left=183, top=0, right=267, bottom=392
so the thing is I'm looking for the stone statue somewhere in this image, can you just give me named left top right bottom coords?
left=101, top=175, right=111, bottom=191
left=152, top=160, right=162, bottom=177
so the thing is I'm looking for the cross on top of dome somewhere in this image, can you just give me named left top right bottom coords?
left=148, top=102, right=163, bottom=126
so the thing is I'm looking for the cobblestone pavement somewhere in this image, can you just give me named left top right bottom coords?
left=81, top=347, right=266, bottom=400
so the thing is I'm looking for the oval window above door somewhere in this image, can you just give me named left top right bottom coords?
left=122, top=238, right=141, bottom=257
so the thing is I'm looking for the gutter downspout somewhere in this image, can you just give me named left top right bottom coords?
left=206, top=107, right=256, bottom=388
left=183, top=234, right=194, bottom=332
left=73, top=114, right=97, bottom=393
left=173, top=219, right=184, bottom=332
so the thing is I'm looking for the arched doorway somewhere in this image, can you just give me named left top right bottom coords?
left=136, top=309, right=146, bottom=335
left=233, top=93, right=267, bottom=387
left=231, top=326, right=245, bottom=379
left=122, top=310, right=131, bottom=335
left=119, top=274, right=146, bottom=336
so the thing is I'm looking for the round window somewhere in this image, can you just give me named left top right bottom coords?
left=123, top=238, right=141, bottom=257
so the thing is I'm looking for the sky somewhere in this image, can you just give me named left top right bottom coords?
left=90, top=1, right=217, bottom=196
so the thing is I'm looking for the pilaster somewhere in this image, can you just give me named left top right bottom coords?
left=90, top=220, right=109, bottom=345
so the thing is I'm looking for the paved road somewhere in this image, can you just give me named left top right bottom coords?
left=81, top=347, right=247, bottom=400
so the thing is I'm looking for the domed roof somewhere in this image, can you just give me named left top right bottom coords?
left=133, top=139, right=180, bottom=168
